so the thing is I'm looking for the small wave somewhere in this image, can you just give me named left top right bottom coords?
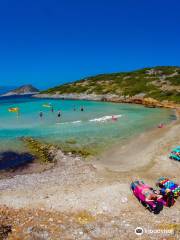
left=56, top=120, right=82, bottom=125
left=72, top=120, right=82, bottom=124
left=89, top=114, right=122, bottom=122
left=55, top=115, right=121, bottom=125
left=56, top=122, right=68, bottom=125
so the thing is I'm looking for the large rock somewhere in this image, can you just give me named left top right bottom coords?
left=2, top=84, right=39, bottom=96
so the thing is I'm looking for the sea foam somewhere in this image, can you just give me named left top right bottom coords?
left=89, top=114, right=122, bottom=122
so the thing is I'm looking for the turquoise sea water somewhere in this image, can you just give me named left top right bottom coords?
left=0, top=96, right=174, bottom=153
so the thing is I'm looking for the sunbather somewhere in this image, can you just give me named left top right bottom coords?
left=142, top=189, right=162, bottom=202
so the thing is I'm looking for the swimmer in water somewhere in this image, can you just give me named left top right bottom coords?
left=39, top=111, right=43, bottom=120
left=80, top=106, right=84, bottom=111
left=51, top=107, right=54, bottom=113
left=158, top=123, right=164, bottom=128
left=112, top=115, right=117, bottom=121
left=57, top=110, right=61, bottom=118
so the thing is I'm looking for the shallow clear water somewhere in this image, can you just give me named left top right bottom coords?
left=0, top=96, right=173, bottom=153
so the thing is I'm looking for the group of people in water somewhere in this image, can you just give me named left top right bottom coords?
left=39, top=109, right=61, bottom=120
left=74, top=106, right=84, bottom=112
left=39, top=105, right=85, bottom=120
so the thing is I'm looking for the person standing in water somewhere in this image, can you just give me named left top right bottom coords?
left=112, top=115, right=117, bottom=121
left=39, top=111, right=43, bottom=120
left=80, top=106, right=84, bottom=111
left=51, top=106, right=54, bottom=113
left=57, top=110, right=61, bottom=118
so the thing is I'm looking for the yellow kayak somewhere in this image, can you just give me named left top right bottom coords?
left=42, top=104, right=52, bottom=108
left=8, top=107, right=20, bottom=112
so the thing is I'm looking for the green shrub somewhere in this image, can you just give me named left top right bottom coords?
left=41, top=66, right=180, bottom=102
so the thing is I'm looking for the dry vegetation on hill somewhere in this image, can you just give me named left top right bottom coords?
left=42, top=66, right=180, bottom=103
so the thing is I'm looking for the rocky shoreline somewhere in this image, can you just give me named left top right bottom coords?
left=1, top=84, right=39, bottom=97
left=34, top=93, right=180, bottom=110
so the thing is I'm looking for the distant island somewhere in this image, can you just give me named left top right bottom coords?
left=37, top=66, right=180, bottom=106
left=2, top=84, right=39, bottom=96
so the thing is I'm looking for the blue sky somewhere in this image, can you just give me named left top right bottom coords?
left=0, top=0, right=180, bottom=89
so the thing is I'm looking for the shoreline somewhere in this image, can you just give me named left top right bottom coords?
left=0, top=107, right=179, bottom=239
left=92, top=116, right=180, bottom=173
left=0, top=99, right=178, bottom=177
left=0, top=110, right=179, bottom=195
left=0, top=116, right=178, bottom=178
left=33, top=93, right=180, bottom=110
left=0, top=112, right=177, bottom=177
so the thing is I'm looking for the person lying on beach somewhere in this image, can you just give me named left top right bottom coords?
left=176, top=152, right=180, bottom=157
left=156, top=178, right=180, bottom=199
left=142, top=189, right=162, bottom=202
left=132, top=180, right=163, bottom=202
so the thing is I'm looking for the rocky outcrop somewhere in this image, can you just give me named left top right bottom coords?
left=34, top=93, right=180, bottom=110
left=21, top=137, right=56, bottom=163
left=2, top=84, right=39, bottom=96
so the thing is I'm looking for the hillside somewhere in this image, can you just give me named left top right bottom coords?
left=2, top=84, right=39, bottom=96
left=42, top=66, right=180, bottom=103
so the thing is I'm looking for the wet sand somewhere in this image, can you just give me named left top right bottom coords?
left=92, top=119, right=180, bottom=172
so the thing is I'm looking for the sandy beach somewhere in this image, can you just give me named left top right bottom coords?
left=93, top=119, right=180, bottom=172
left=0, top=113, right=179, bottom=239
